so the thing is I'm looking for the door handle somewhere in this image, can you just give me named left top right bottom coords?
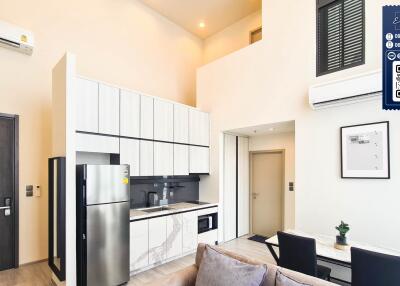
left=0, top=206, right=11, bottom=216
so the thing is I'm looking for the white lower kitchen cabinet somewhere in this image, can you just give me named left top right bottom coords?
left=174, top=144, right=189, bottom=175
left=189, top=146, right=210, bottom=174
left=182, top=211, right=198, bottom=253
left=166, top=214, right=183, bottom=259
left=148, top=217, right=167, bottom=265
left=130, top=220, right=149, bottom=272
left=198, top=229, right=218, bottom=246
left=120, top=138, right=140, bottom=176
left=76, top=133, right=119, bottom=154
left=154, top=142, right=173, bottom=176
left=140, top=140, right=153, bottom=176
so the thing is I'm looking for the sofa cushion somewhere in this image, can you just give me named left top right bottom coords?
left=195, top=245, right=267, bottom=286
left=275, top=270, right=311, bottom=286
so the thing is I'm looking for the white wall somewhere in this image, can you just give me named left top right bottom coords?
left=203, top=10, right=262, bottom=64
left=0, top=0, right=203, bottom=264
left=249, top=132, right=295, bottom=230
left=197, top=0, right=400, bottom=250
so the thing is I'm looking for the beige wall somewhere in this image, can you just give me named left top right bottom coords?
left=197, top=0, right=400, bottom=250
left=249, top=132, right=295, bottom=230
left=203, top=10, right=262, bottom=64
left=0, top=0, right=203, bottom=264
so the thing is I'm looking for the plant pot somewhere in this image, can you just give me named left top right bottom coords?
left=336, top=235, right=347, bottom=245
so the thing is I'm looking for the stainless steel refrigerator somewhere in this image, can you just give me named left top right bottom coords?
left=76, top=165, right=130, bottom=286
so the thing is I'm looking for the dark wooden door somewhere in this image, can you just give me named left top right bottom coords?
left=0, top=114, right=18, bottom=270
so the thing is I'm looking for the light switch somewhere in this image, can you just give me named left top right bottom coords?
left=34, top=185, right=41, bottom=197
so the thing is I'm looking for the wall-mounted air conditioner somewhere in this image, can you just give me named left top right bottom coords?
left=0, top=20, right=34, bottom=55
left=309, top=70, right=382, bottom=110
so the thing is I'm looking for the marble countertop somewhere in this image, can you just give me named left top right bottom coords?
left=130, top=202, right=218, bottom=221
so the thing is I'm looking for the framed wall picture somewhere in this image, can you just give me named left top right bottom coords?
left=341, top=121, right=390, bottom=179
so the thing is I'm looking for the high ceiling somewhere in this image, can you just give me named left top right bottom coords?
left=139, top=0, right=262, bottom=39
left=229, top=121, right=295, bottom=137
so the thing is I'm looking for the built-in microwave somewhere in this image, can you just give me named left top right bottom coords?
left=198, top=212, right=218, bottom=234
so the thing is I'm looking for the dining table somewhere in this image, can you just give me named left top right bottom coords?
left=265, top=229, right=400, bottom=284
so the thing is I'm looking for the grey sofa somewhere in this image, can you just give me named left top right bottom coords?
left=144, top=243, right=338, bottom=286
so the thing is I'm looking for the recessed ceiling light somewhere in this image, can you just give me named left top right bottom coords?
left=199, top=21, right=206, bottom=28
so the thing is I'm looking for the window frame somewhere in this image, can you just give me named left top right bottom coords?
left=316, top=0, right=365, bottom=77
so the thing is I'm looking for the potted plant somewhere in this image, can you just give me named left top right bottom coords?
left=335, top=221, right=350, bottom=246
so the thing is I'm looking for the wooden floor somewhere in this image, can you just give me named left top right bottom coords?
left=0, top=236, right=272, bottom=286
left=0, top=236, right=347, bottom=285
left=0, top=260, right=52, bottom=286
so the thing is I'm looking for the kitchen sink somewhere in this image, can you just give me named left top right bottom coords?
left=141, top=206, right=172, bottom=213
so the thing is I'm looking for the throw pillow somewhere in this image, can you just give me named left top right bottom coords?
left=195, top=245, right=267, bottom=286
left=275, top=270, right=311, bottom=286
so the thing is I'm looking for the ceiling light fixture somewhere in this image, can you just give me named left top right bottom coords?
left=199, top=21, right=206, bottom=28
left=269, top=127, right=275, bottom=132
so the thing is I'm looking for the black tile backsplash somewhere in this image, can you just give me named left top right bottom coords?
left=130, top=176, right=200, bottom=209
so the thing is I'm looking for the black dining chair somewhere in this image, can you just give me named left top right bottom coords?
left=351, top=247, right=400, bottom=286
left=277, top=231, right=331, bottom=281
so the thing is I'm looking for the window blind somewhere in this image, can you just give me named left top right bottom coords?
left=317, top=0, right=364, bottom=76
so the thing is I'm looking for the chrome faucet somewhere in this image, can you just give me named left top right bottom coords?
left=159, top=182, right=169, bottom=206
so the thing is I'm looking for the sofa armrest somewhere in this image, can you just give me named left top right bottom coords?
left=142, top=264, right=198, bottom=286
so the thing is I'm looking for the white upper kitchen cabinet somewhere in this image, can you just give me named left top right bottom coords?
left=120, top=89, right=140, bottom=138
left=154, top=142, right=173, bottom=176
left=75, top=77, right=98, bottom=132
left=189, top=109, right=209, bottom=146
left=140, top=140, right=153, bottom=176
left=173, top=144, right=189, bottom=176
left=140, top=95, right=154, bottom=140
left=130, top=220, right=149, bottom=271
left=154, top=99, right=173, bottom=142
left=182, top=211, right=198, bottom=253
left=173, top=104, right=189, bottom=144
left=120, top=138, right=140, bottom=176
left=166, top=214, right=183, bottom=259
left=98, top=83, right=119, bottom=135
left=189, top=146, right=209, bottom=174
left=76, top=133, right=119, bottom=154
left=148, top=217, right=167, bottom=265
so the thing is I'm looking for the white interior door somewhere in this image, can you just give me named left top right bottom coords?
left=251, top=152, right=283, bottom=238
